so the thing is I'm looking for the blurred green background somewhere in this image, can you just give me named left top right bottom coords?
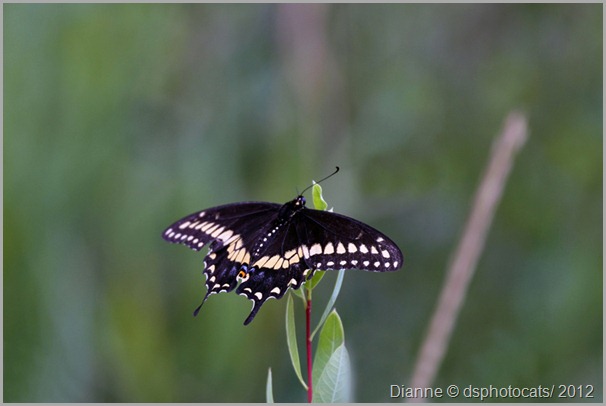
left=4, top=3, right=602, bottom=403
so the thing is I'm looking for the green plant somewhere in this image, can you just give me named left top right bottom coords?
left=266, top=183, right=352, bottom=402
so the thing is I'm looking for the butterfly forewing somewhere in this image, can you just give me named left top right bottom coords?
left=163, top=202, right=280, bottom=251
left=296, top=208, right=403, bottom=272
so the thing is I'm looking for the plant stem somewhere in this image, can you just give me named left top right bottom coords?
left=408, top=112, right=528, bottom=400
left=306, top=288, right=313, bottom=403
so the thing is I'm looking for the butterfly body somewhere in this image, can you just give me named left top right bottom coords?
left=163, top=195, right=403, bottom=325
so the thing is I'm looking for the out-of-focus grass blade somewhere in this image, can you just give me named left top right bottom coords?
left=266, top=368, right=274, bottom=403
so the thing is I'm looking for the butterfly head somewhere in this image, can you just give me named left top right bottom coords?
left=279, top=195, right=307, bottom=219
left=295, top=195, right=306, bottom=208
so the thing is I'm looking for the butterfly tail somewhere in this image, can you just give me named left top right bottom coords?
left=193, top=291, right=212, bottom=317
left=243, top=298, right=265, bottom=325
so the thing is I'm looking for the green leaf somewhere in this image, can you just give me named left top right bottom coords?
left=312, top=182, right=328, bottom=211
left=307, top=270, right=325, bottom=291
left=311, top=269, right=345, bottom=340
left=313, top=344, right=353, bottom=403
left=312, top=310, right=344, bottom=384
left=266, top=368, right=274, bottom=403
left=291, top=286, right=305, bottom=301
left=285, top=294, right=307, bottom=390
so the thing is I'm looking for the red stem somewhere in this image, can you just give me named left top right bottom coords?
left=306, top=296, right=313, bottom=403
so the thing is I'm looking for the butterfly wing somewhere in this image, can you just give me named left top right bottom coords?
left=163, top=199, right=403, bottom=326
left=296, top=208, right=403, bottom=272
left=163, top=202, right=282, bottom=310
left=236, top=215, right=311, bottom=324
left=235, top=205, right=404, bottom=324
left=162, top=202, right=280, bottom=252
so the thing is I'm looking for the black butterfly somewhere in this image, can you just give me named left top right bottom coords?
left=162, top=178, right=403, bottom=325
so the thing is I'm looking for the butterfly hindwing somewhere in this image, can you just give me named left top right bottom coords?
left=235, top=208, right=311, bottom=324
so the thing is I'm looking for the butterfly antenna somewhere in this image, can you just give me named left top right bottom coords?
left=300, top=166, right=340, bottom=196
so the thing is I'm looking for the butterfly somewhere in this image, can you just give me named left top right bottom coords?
left=162, top=169, right=403, bottom=325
